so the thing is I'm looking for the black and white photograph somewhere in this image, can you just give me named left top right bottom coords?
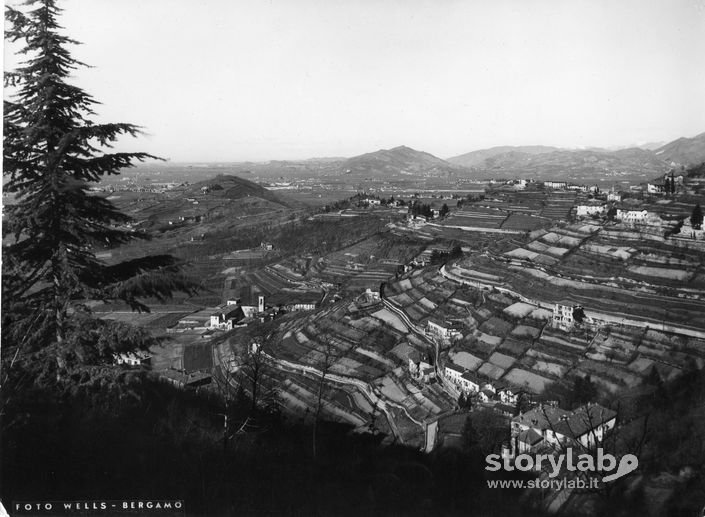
left=2, top=0, right=705, bottom=515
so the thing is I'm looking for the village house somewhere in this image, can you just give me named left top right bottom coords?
left=543, top=181, right=567, bottom=189
left=552, top=301, right=584, bottom=331
left=114, top=351, right=151, bottom=368
left=647, top=183, right=665, bottom=194
left=679, top=217, right=705, bottom=240
left=426, top=317, right=463, bottom=341
left=444, top=363, right=465, bottom=386
left=575, top=202, right=606, bottom=218
left=408, top=351, right=435, bottom=383
left=159, top=369, right=212, bottom=390
left=510, top=403, right=617, bottom=455
left=458, top=371, right=482, bottom=394
left=496, top=385, right=519, bottom=405
left=615, top=208, right=649, bottom=223
left=210, top=305, right=245, bottom=330
left=443, top=364, right=485, bottom=395
left=606, top=190, right=622, bottom=202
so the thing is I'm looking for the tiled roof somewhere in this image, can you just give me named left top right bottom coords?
left=518, top=428, right=543, bottom=446
left=513, top=403, right=617, bottom=439
left=445, top=363, right=465, bottom=374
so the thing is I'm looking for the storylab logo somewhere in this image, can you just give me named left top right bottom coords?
left=485, top=448, right=638, bottom=482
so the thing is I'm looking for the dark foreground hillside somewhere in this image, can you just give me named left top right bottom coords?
left=1, top=365, right=530, bottom=517
left=3, top=363, right=705, bottom=516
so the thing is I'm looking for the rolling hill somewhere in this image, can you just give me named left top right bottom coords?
left=341, top=145, right=465, bottom=177
left=124, top=174, right=296, bottom=229
left=448, top=145, right=559, bottom=168
left=181, top=174, right=289, bottom=206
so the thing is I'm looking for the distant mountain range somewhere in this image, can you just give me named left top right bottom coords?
left=328, top=132, right=704, bottom=182
left=445, top=133, right=705, bottom=178
left=159, top=132, right=704, bottom=184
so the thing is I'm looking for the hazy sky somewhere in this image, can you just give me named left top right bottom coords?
left=4, top=0, right=705, bottom=161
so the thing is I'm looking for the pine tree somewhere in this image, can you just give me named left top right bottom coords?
left=3, top=0, right=194, bottom=361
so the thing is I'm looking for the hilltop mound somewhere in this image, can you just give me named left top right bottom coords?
left=342, top=145, right=464, bottom=176
left=183, top=174, right=288, bottom=206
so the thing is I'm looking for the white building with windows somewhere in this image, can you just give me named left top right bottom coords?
left=576, top=203, right=606, bottom=217
left=552, top=301, right=582, bottom=331
left=544, top=181, right=567, bottom=189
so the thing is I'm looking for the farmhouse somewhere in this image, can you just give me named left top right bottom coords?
left=210, top=305, right=245, bottom=330
left=444, top=363, right=465, bottom=386
left=552, top=301, right=584, bottom=331
left=679, top=218, right=705, bottom=240
left=458, top=371, right=481, bottom=394
left=409, top=352, right=435, bottom=383
left=510, top=403, right=617, bottom=454
left=647, top=183, right=665, bottom=194
left=575, top=202, right=606, bottom=217
left=159, top=369, right=212, bottom=390
left=615, top=208, right=649, bottom=223
left=496, top=385, right=519, bottom=405
left=606, top=190, right=622, bottom=202
left=426, top=317, right=463, bottom=341
left=114, top=351, right=151, bottom=367
left=543, top=181, right=567, bottom=189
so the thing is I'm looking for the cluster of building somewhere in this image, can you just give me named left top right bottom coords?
left=543, top=181, right=600, bottom=192
left=209, top=288, right=324, bottom=331
left=442, top=362, right=519, bottom=409
left=509, top=402, right=617, bottom=456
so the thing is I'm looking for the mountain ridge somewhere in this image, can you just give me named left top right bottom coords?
left=341, top=145, right=465, bottom=176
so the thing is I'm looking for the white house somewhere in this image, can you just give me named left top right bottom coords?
left=576, top=203, right=606, bottom=217
left=114, top=351, right=151, bottom=367
left=497, top=386, right=519, bottom=405
left=210, top=305, right=245, bottom=330
left=409, top=351, right=434, bottom=382
left=607, top=191, right=622, bottom=202
left=616, top=208, right=649, bottom=223
left=458, top=371, right=481, bottom=394
left=647, top=183, right=665, bottom=194
left=544, top=181, right=567, bottom=189
left=679, top=218, right=705, bottom=240
left=552, top=301, right=583, bottom=331
left=426, top=318, right=463, bottom=341
left=444, top=363, right=465, bottom=386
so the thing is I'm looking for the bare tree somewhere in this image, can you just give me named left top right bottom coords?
left=312, top=333, right=339, bottom=460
